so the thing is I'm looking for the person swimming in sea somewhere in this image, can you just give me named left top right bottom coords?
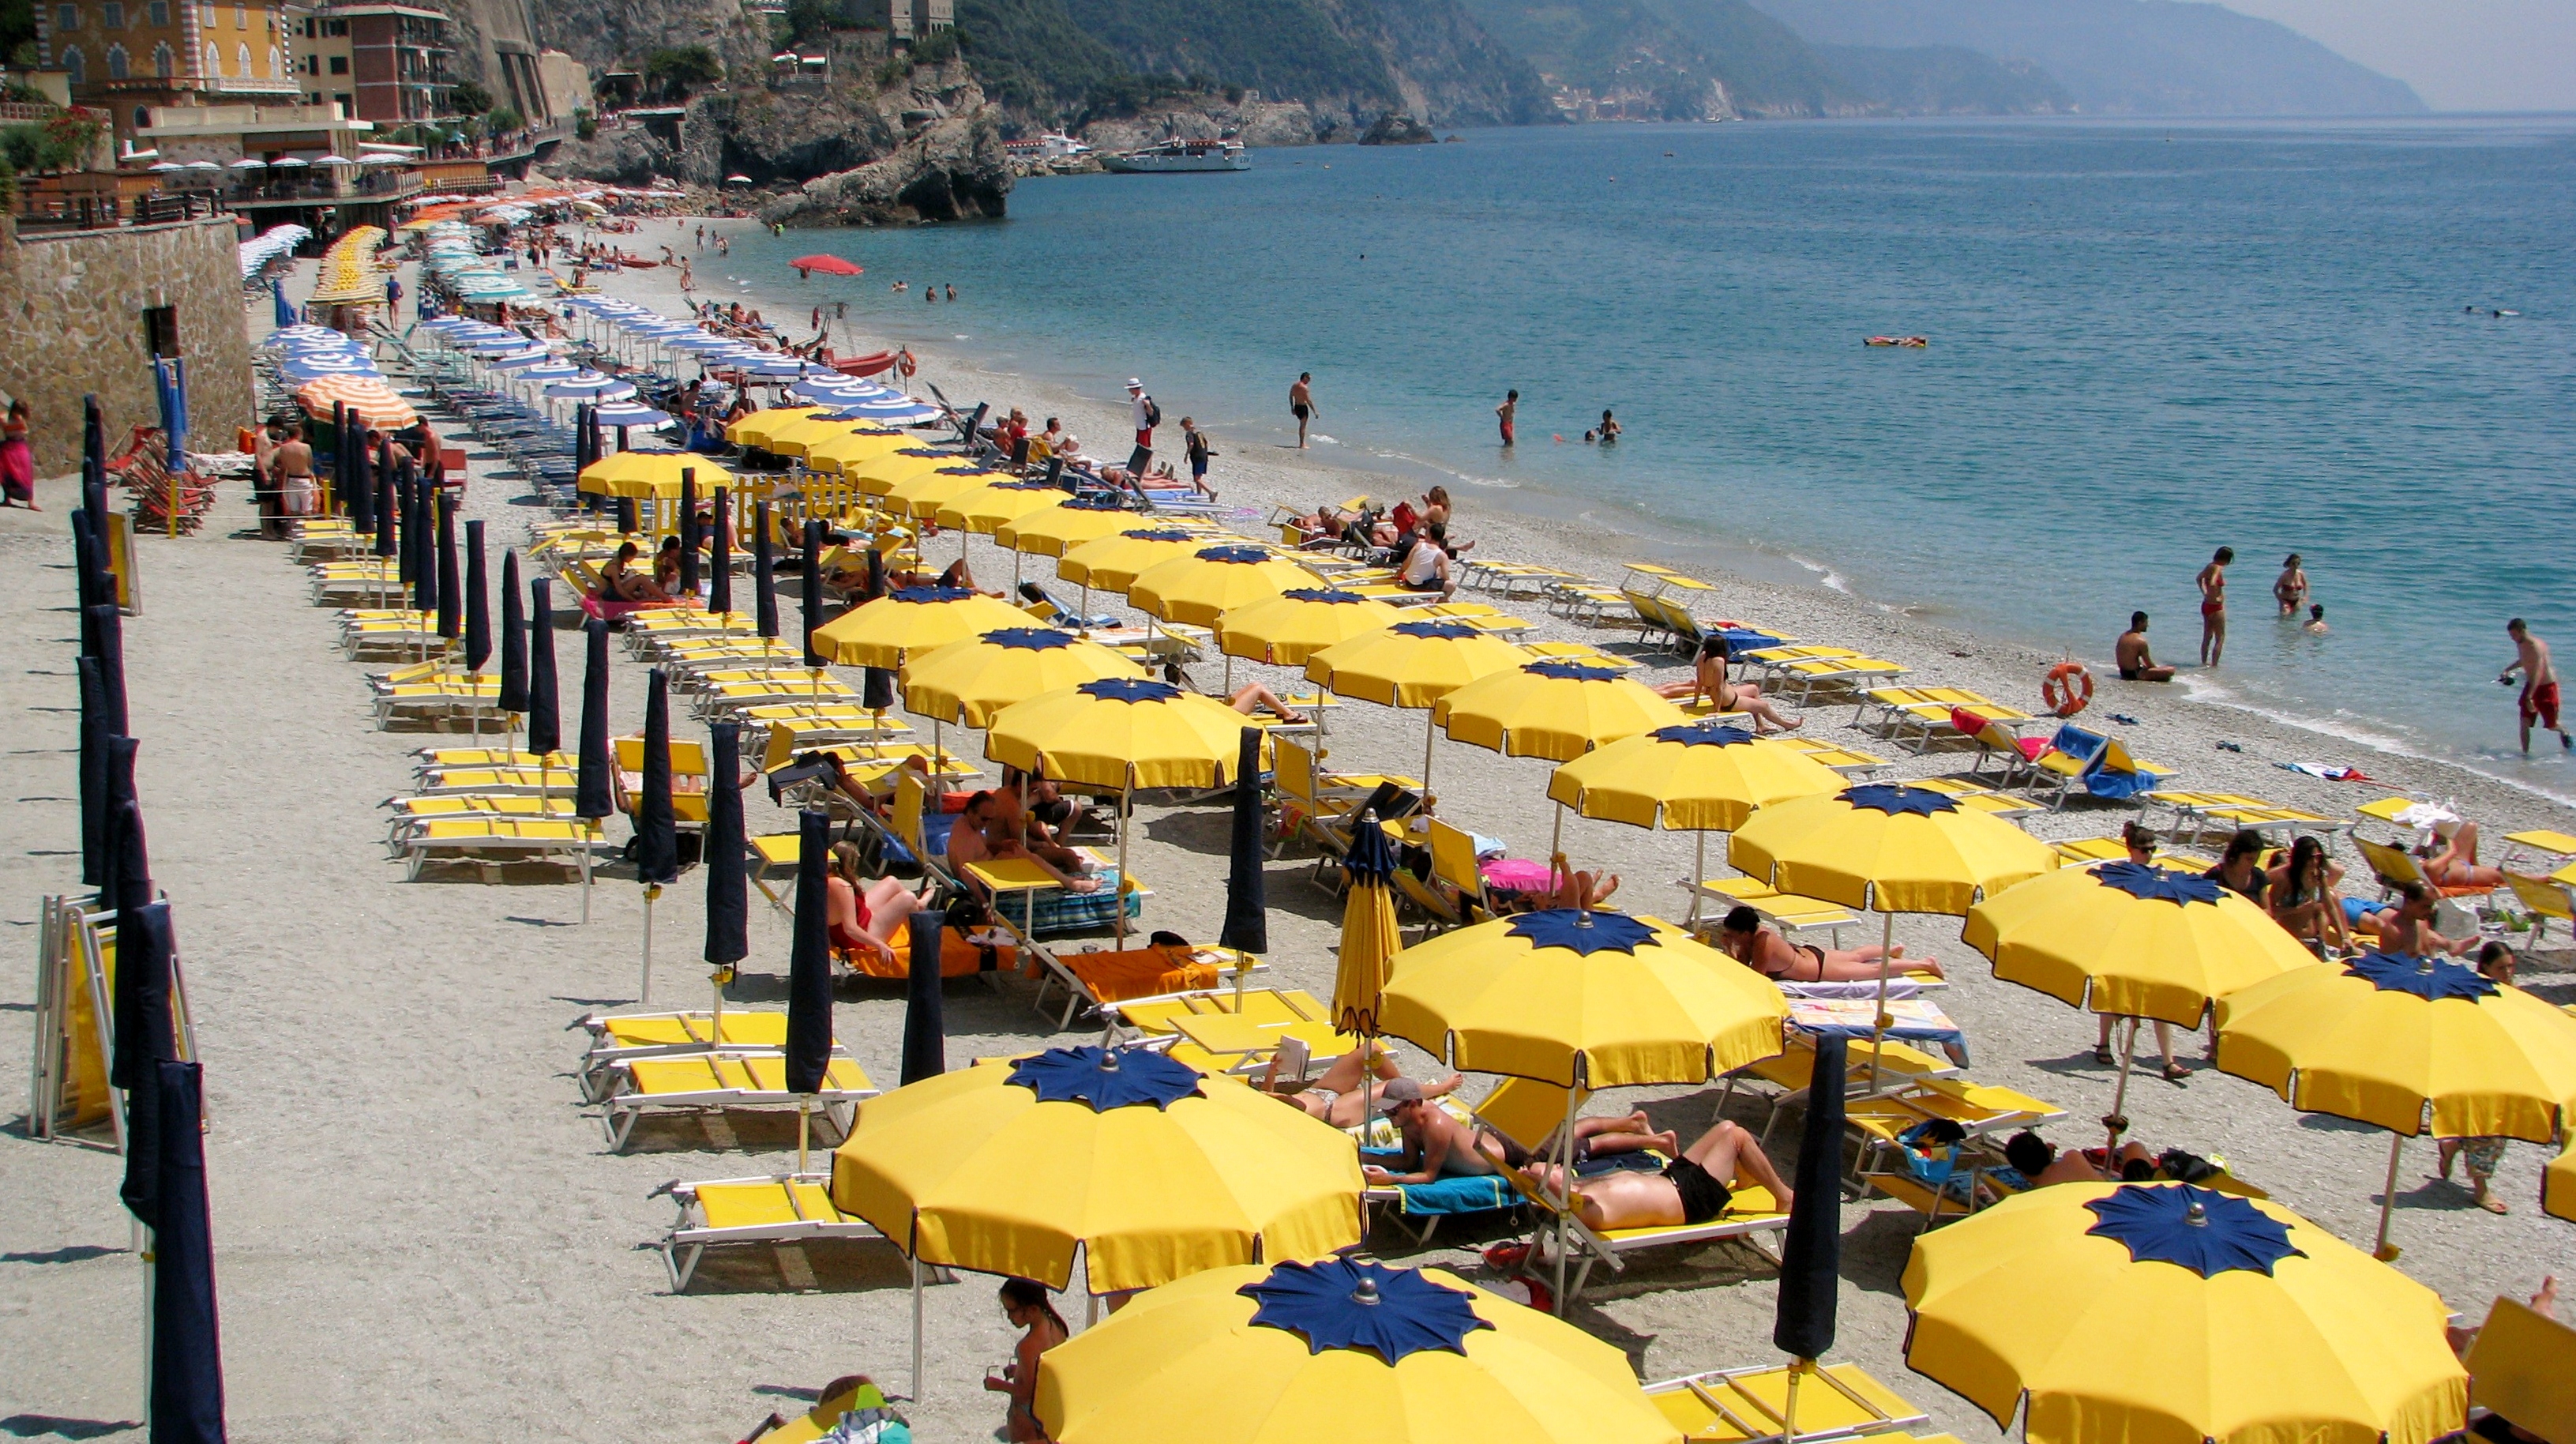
left=1598, top=408, right=1621, bottom=443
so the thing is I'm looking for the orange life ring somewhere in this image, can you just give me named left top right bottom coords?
left=2044, top=661, right=2093, bottom=718
left=896, top=348, right=918, bottom=379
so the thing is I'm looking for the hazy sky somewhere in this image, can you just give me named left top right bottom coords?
left=2219, top=0, right=2576, bottom=112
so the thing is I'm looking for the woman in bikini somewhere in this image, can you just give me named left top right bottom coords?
left=1654, top=635, right=1801, bottom=733
left=824, top=841, right=926, bottom=970
left=2267, top=833, right=2353, bottom=956
left=1715, top=906, right=1942, bottom=982
left=2198, top=546, right=2233, bottom=666
left=597, top=541, right=670, bottom=604
left=1527, top=1119, right=1791, bottom=1234
left=1260, top=1047, right=1460, bottom=1130
left=2416, top=820, right=2506, bottom=889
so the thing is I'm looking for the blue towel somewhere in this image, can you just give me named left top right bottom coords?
left=1361, top=1150, right=1519, bottom=1216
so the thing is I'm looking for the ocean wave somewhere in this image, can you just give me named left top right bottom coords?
left=1789, top=555, right=1853, bottom=595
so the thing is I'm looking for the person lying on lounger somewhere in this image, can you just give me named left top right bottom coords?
left=1715, top=906, right=1945, bottom=982
left=1528, top=1119, right=1794, bottom=1232
left=2416, top=820, right=2507, bottom=889
left=2345, top=881, right=2478, bottom=957
left=946, top=790, right=1098, bottom=892
left=1260, top=1047, right=1463, bottom=1130
left=1361, top=1079, right=1673, bottom=1186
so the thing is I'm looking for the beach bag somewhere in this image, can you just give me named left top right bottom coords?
left=1896, top=1119, right=1974, bottom=1199
left=1142, top=396, right=1161, bottom=429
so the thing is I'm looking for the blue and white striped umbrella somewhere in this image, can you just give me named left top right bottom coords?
left=279, top=357, right=383, bottom=382
left=830, top=398, right=941, bottom=424
left=592, top=402, right=674, bottom=428
left=486, top=350, right=558, bottom=370
left=518, top=362, right=584, bottom=382
left=543, top=372, right=634, bottom=398
left=792, top=378, right=893, bottom=404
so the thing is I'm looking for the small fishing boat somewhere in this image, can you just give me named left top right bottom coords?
left=1101, top=138, right=1249, bottom=173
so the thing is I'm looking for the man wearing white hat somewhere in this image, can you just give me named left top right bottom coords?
left=1125, top=377, right=1159, bottom=478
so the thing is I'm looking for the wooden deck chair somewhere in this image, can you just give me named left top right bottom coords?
left=2465, top=1295, right=2576, bottom=1444
left=2503, top=873, right=2574, bottom=944
left=1428, top=819, right=1502, bottom=926
left=596, top=1051, right=878, bottom=1151
left=658, top=1172, right=886, bottom=1292
left=1643, top=1359, right=1932, bottom=1444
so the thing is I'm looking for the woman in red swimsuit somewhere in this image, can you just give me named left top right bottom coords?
left=826, top=842, right=926, bottom=969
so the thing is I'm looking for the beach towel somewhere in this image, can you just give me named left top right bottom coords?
left=2276, top=761, right=2375, bottom=783
left=1360, top=1150, right=1518, bottom=1216
left=1045, top=946, right=1222, bottom=1003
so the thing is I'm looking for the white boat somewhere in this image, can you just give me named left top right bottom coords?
left=1004, top=131, right=1091, bottom=160
left=1100, top=138, right=1249, bottom=173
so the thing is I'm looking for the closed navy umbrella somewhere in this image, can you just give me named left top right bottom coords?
left=616, top=493, right=639, bottom=536
left=81, top=393, right=108, bottom=541
left=527, top=578, right=561, bottom=770
left=753, top=502, right=779, bottom=641
left=374, top=467, right=397, bottom=566
left=636, top=668, right=680, bottom=1000
left=1773, top=1032, right=1848, bottom=1435
left=73, top=509, right=100, bottom=624
left=348, top=411, right=375, bottom=533
left=103, top=739, right=161, bottom=1091
left=801, top=519, right=827, bottom=669
left=139, top=1052, right=227, bottom=1444
left=88, top=601, right=130, bottom=740
left=77, top=658, right=107, bottom=886
left=901, top=908, right=947, bottom=1085
left=703, top=719, right=749, bottom=983
left=498, top=550, right=528, bottom=723
left=114, top=901, right=176, bottom=1197
left=464, top=518, right=492, bottom=673
left=434, top=488, right=461, bottom=645
left=1219, top=726, right=1269, bottom=957
left=708, top=487, right=733, bottom=616
left=407, top=472, right=434, bottom=615
left=678, top=469, right=700, bottom=600
left=574, top=616, right=613, bottom=922
left=332, top=402, right=351, bottom=518
left=787, top=807, right=834, bottom=1171
left=863, top=541, right=885, bottom=604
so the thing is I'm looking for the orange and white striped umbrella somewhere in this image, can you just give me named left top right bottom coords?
left=296, top=376, right=419, bottom=429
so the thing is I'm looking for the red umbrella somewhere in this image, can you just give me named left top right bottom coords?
left=790, top=254, right=863, bottom=276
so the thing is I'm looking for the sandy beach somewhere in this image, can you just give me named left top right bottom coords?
left=3, top=228, right=2571, bottom=1442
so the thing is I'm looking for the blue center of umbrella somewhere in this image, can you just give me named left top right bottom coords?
left=1121, top=529, right=1196, bottom=543
left=1239, top=1258, right=1493, bottom=1363
left=2083, top=1184, right=2304, bottom=1277
left=2345, top=951, right=2499, bottom=1001
left=1842, top=784, right=1958, bottom=817
left=982, top=628, right=1076, bottom=652
left=888, top=585, right=974, bottom=604
left=1523, top=660, right=1625, bottom=683
left=1391, top=621, right=1480, bottom=640
left=2093, top=862, right=2223, bottom=906
left=1194, top=544, right=1271, bottom=565
left=1077, top=679, right=1183, bottom=705
left=1282, top=588, right=1369, bottom=605
left=1508, top=908, right=1660, bottom=956
left=1006, top=1045, right=1203, bottom=1111
left=1651, top=721, right=1758, bottom=747
left=1343, top=807, right=1399, bottom=882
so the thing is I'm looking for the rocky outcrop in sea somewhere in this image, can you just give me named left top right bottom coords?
left=757, top=108, right=1012, bottom=228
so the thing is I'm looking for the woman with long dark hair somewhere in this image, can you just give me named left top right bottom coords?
left=986, top=1277, right=1067, bottom=1442
left=2266, top=833, right=2351, bottom=956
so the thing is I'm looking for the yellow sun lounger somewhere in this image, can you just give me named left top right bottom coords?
left=415, top=764, right=572, bottom=795
left=658, top=1172, right=886, bottom=1291
left=1770, top=736, right=1891, bottom=777
left=571, top=1008, right=811, bottom=1098
left=693, top=676, right=862, bottom=719
left=400, top=817, right=607, bottom=881
left=413, top=746, right=573, bottom=773
left=374, top=678, right=504, bottom=728
left=381, top=793, right=576, bottom=848
left=1686, top=876, right=1859, bottom=945
left=2142, top=792, right=2348, bottom=842
left=1643, top=1360, right=1933, bottom=1444
left=596, top=1051, right=877, bottom=1152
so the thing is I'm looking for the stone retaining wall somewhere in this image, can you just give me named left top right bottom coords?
left=0, top=213, right=257, bottom=478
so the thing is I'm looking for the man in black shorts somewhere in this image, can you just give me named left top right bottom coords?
left=2116, top=611, right=2176, bottom=682
left=1521, top=1118, right=1793, bottom=1230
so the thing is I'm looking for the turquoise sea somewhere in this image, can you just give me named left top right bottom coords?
left=715, top=117, right=2576, bottom=797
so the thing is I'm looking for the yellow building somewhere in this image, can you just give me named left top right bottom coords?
left=36, top=0, right=302, bottom=143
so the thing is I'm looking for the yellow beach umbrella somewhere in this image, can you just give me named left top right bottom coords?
left=1129, top=544, right=1324, bottom=627
left=1902, top=1180, right=2465, bottom=1444
left=988, top=678, right=1271, bottom=939
left=804, top=427, right=911, bottom=476
left=757, top=412, right=870, bottom=458
left=1732, top=783, right=2056, bottom=1088
left=1380, top=908, right=1787, bottom=1089
left=1333, top=810, right=1405, bottom=1038
left=575, top=449, right=735, bottom=499
left=811, top=584, right=1033, bottom=668
left=1302, top=619, right=1531, bottom=794
left=2548, top=1140, right=2575, bottom=1222
left=833, top=1047, right=1363, bottom=1393
left=935, top=479, right=1072, bottom=536
left=902, top=626, right=1145, bottom=728
left=1058, top=527, right=1220, bottom=592
left=2214, top=951, right=2576, bottom=1258
left=887, top=465, right=1005, bottom=521
left=1215, top=586, right=1404, bottom=667
left=1433, top=659, right=1688, bottom=764
left=1962, top=859, right=2314, bottom=1149
left=1035, top=1259, right=1678, bottom=1444
left=725, top=404, right=821, bottom=449
left=997, top=502, right=1139, bottom=558
left=849, top=452, right=948, bottom=497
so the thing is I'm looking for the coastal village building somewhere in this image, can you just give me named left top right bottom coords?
left=33, top=0, right=302, bottom=143
left=853, top=0, right=952, bottom=46
left=284, top=1, right=453, bottom=122
left=132, top=99, right=423, bottom=231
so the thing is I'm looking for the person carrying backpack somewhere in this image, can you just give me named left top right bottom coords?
left=1126, top=377, right=1159, bottom=476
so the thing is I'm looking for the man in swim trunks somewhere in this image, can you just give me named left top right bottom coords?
left=1496, top=389, right=1517, bottom=447
left=2115, top=612, right=2176, bottom=682
left=2345, top=881, right=2477, bottom=957
left=1289, top=373, right=1318, bottom=449
left=1528, top=1119, right=1791, bottom=1232
left=1715, top=906, right=1943, bottom=982
left=2197, top=547, right=2232, bottom=665
left=2501, top=619, right=2570, bottom=754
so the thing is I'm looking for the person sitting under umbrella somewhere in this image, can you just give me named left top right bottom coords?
left=980, top=783, right=1091, bottom=874
left=1715, top=906, right=1944, bottom=982
left=1259, top=1047, right=1463, bottom=1130
left=946, top=791, right=1098, bottom=893
left=597, top=541, right=672, bottom=604
left=825, top=841, right=928, bottom=971
left=1524, top=1119, right=1795, bottom=1231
